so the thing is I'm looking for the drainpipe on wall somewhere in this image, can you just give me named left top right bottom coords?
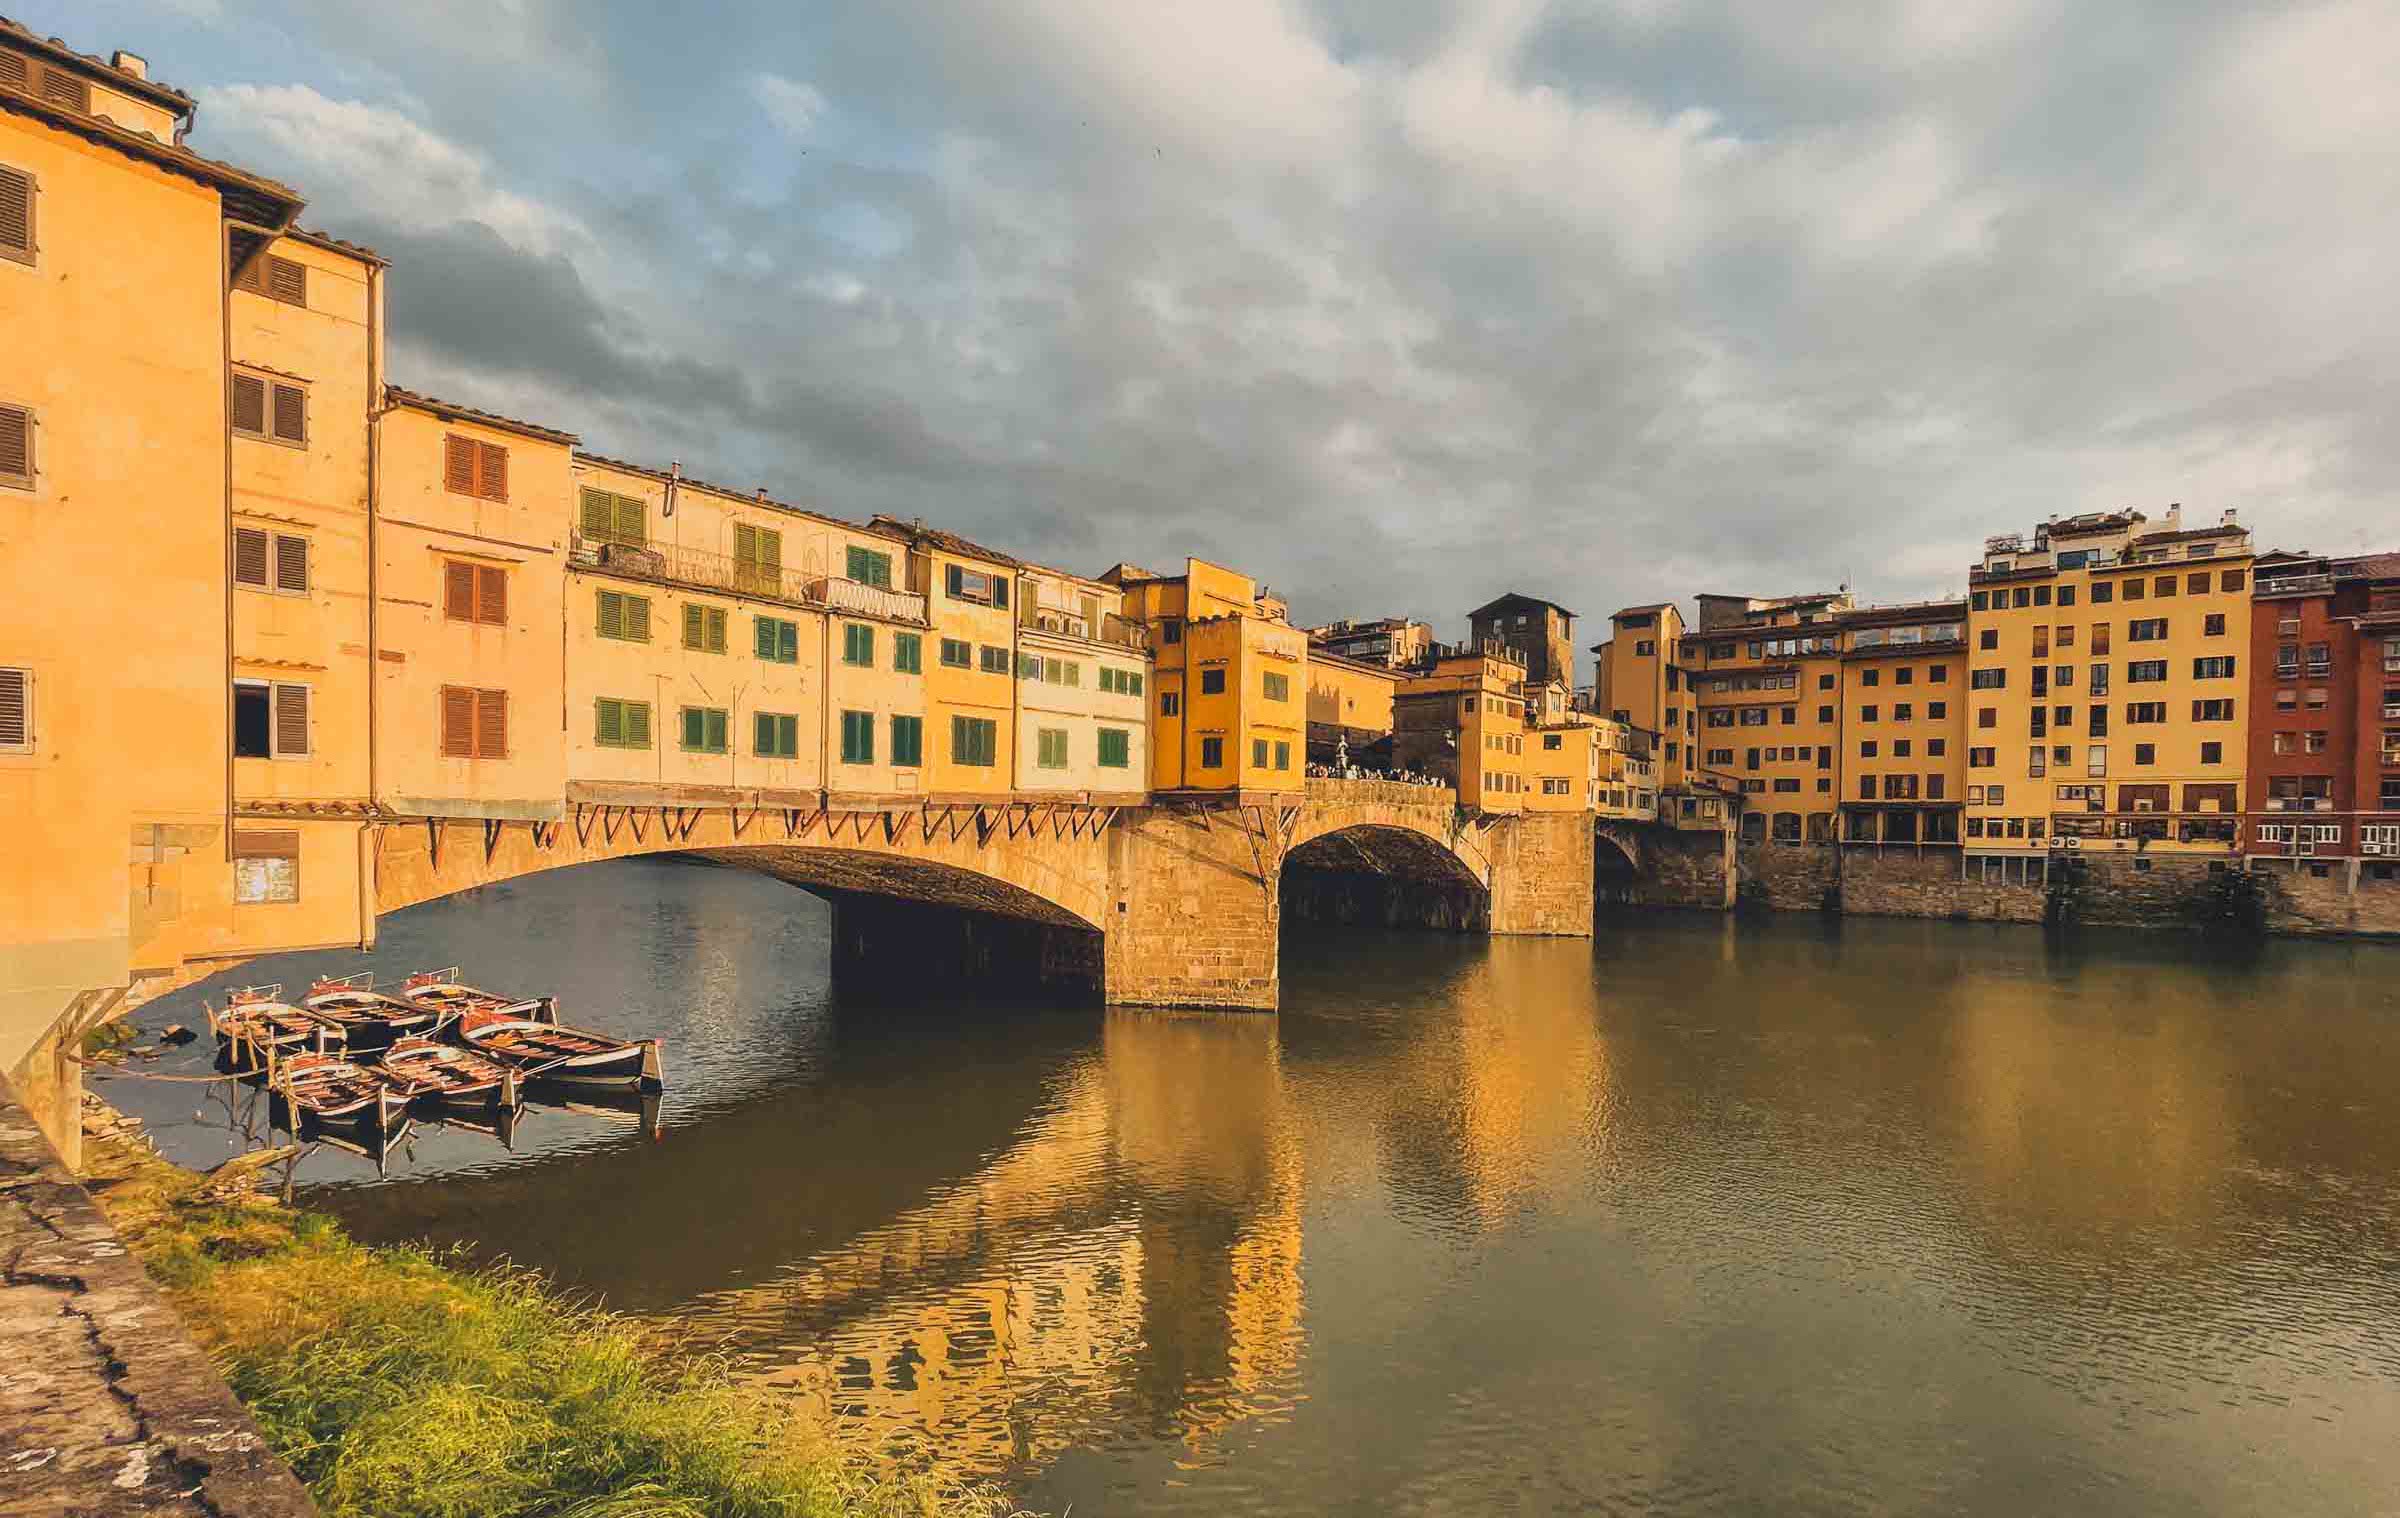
left=361, top=261, right=383, bottom=949
left=222, top=241, right=236, bottom=864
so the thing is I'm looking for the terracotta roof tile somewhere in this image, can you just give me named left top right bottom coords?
left=383, top=385, right=579, bottom=447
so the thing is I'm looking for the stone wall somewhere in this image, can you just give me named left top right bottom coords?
left=1487, top=813, right=1596, bottom=935
left=1103, top=808, right=1280, bottom=1010
left=1735, top=840, right=1841, bottom=912
left=2256, top=859, right=2400, bottom=938
left=1279, top=869, right=1487, bottom=931
left=1624, top=826, right=1734, bottom=910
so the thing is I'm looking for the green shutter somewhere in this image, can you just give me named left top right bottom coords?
left=682, top=707, right=703, bottom=750
left=597, top=591, right=621, bottom=640
left=627, top=596, right=649, bottom=642
left=779, top=621, right=798, bottom=662
left=753, top=712, right=774, bottom=756
left=891, top=715, right=921, bottom=767
left=1130, top=672, right=1144, bottom=696
left=1099, top=728, right=1129, bottom=768
left=616, top=496, right=644, bottom=544
left=596, top=698, right=622, bottom=746
left=708, top=710, right=727, bottom=752
left=625, top=702, right=650, bottom=747
left=683, top=603, right=704, bottom=649
left=895, top=633, right=921, bottom=673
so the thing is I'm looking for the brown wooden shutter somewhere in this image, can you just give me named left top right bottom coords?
left=270, top=382, right=306, bottom=443
left=36, top=65, right=88, bottom=112
left=272, top=683, right=310, bottom=756
left=230, top=372, right=267, bottom=435
left=0, top=49, right=26, bottom=88
left=444, top=435, right=475, bottom=494
left=233, top=252, right=266, bottom=294
left=266, top=256, right=307, bottom=307
left=478, top=441, right=509, bottom=501
left=441, top=686, right=475, bottom=757
left=443, top=560, right=475, bottom=620
left=273, top=533, right=308, bottom=593
left=0, top=162, right=30, bottom=265
left=0, top=667, right=26, bottom=748
left=232, top=829, right=300, bottom=860
left=476, top=565, right=507, bottom=625
left=0, top=402, right=30, bottom=485
left=233, top=526, right=269, bottom=587
left=475, top=689, right=508, bottom=758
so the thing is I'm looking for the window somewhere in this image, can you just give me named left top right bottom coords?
left=1971, top=668, right=2006, bottom=690
left=1979, top=629, right=1998, bottom=651
left=2192, top=699, right=2234, bottom=722
left=1929, top=738, right=1947, bottom=757
left=1275, top=740, right=1292, bottom=770
left=894, top=632, right=922, bottom=673
left=435, top=560, right=508, bottom=626
left=952, top=715, right=998, bottom=766
left=1635, top=639, right=1655, bottom=656
left=1161, top=692, right=1181, bottom=717
left=1820, top=673, right=1837, bottom=689
left=233, top=680, right=310, bottom=758
left=1253, top=737, right=1270, bottom=768
left=1098, top=727, right=1131, bottom=769
left=230, top=826, right=301, bottom=905
left=596, top=588, right=651, bottom=642
left=679, top=706, right=729, bottom=754
left=2193, top=656, right=2236, bottom=679
left=748, top=614, right=796, bottom=662
left=2204, top=613, right=2226, bottom=637
left=1200, top=668, right=1227, bottom=695
left=234, top=527, right=311, bottom=595
left=1895, top=702, right=1914, bottom=721
left=1978, top=708, right=1997, bottom=729
left=0, top=160, right=34, bottom=268
left=578, top=487, right=645, bottom=547
left=890, top=714, right=922, bottom=766
left=1161, top=619, right=1182, bottom=645
left=2201, top=741, right=2222, bottom=764
left=231, top=371, right=307, bottom=445
left=1817, top=705, right=1834, bottom=723
left=1862, top=668, right=1883, bottom=687
left=1037, top=727, right=1069, bottom=769
left=1895, top=740, right=1913, bottom=758
left=839, top=709, right=875, bottom=764
left=233, top=252, right=307, bottom=306
left=594, top=697, right=652, bottom=749
left=757, top=712, right=801, bottom=760
left=1969, top=747, right=1995, bottom=768
left=980, top=645, right=1011, bottom=674
left=0, top=666, right=25, bottom=750
left=443, top=434, right=509, bottom=501
left=940, top=637, right=972, bottom=668
left=2128, top=618, right=2168, bottom=641
left=2221, top=570, right=2246, bottom=593
left=439, top=686, right=507, bottom=758
left=2058, top=586, right=2078, bottom=607
left=2089, top=705, right=2109, bottom=736
left=682, top=603, right=728, bottom=653
left=2154, top=575, right=2177, bottom=598
left=943, top=563, right=1008, bottom=608
left=1199, top=735, right=1224, bottom=768
left=2127, top=660, right=2167, bottom=683
left=733, top=523, right=782, bottom=593
left=1860, top=740, right=1879, bottom=758
left=1929, top=665, right=1949, bottom=683
left=1263, top=670, right=1291, bottom=701
left=2034, top=586, right=2052, bottom=606
left=2123, top=578, right=2145, bottom=601
left=1860, top=705, right=1879, bottom=723
left=2134, top=743, right=2156, bottom=765
left=846, top=545, right=893, bottom=587
left=843, top=623, right=875, bottom=666
left=2306, top=730, right=2329, bottom=754
left=1895, top=667, right=1915, bottom=686
left=0, top=400, right=32, bottom=490
left=2127, top=702, right=2167, bottom=724
left=2091, top=581, right=2114, bottom=604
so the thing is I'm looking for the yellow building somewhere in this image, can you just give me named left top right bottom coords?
left=562, top=461, right=932, bottom=801
left=1305, top=615, right=1431, bottom=669
left=1015, top=562, right=1151, bottom=800
left=1834, top=600, right=1968, bottom=845
left=1965, top=506, right=2253, bottom=875
left=1104, top=559, right=1305, bottom=794
left=1394, top=645, right=1530, bottom=812
left=1, top=33, right=309, bottom=1108
left=372, top=390, right=573, bottom=821
left=1303, top=650, right=1398, bottom=766
left=1591, top=603, right=1693, bottom=787
left=227, top=228, right=386, bottom=955
left=1690, top=591, right=1852, bottom=844
left=872, top=519, right=1021, bottom=798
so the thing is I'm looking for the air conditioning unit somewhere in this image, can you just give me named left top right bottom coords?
left=2365, top=842, right=2389, bottom=856
left=2049, top=836, right=2067, bottom=849
left=2133, top=799, right=2156, bottom=812
left=2296, top=841, right=2317, bottom=856
left=2063, top=836, right=2082, bottom=850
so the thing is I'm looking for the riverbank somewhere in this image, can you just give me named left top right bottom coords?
left=79, top=1116, right=1027, bottom=1518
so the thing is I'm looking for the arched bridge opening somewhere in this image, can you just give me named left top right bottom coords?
left=1594, top=828, right=1642, bottom=908
left=1279, top=824, right=1492, bottom=934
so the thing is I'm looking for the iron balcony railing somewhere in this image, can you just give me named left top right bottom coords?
left=2257, top=573, right=2335, bottom=597
left=1020, top=605, right=1151, bottom=651
left=571, top=535, right=929, bottom=625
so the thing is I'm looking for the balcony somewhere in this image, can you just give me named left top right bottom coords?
left=571, top=535, right=929, bottom=624
left=2257, top=573, right=2334, bottom=598
left=2265, top=797, right=2328, bottom=812
left=1021, top=605, right=1150, bottom=651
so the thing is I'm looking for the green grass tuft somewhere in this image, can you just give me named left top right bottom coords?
left=87, top=1135, right=1029, bottom=1518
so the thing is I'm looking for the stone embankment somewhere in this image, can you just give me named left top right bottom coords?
left=0, top=1087, right=317, bottom=1517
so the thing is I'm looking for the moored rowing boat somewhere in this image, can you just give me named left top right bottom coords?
left=379, top=1036, right=521, bottom=1110
left=456, top=1007, right=663, bottom=1092
left=271, top=1051, right=413, bottom=1137
left=302, top=973, right=439, bottom=1048
left=209, top=985, right=343, bottom=1064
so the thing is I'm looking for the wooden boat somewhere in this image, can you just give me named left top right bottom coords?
left=208, top=985, right=343, bottom=1066
left=270, top=1051, right=412, bottom=1137
left=301, top=973, right=438, bottom=1048
left=457, top=1007, right=663, bottom=1092
left=378, top=1036, right=521, bottom=1110
left=398, top=968, right=548, bottom=1025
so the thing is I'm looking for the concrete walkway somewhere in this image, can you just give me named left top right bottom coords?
left=0, top=1090, right=316, bottom=1517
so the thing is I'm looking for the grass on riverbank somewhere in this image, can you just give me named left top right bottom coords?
left=84, top=1134, right=1026, bottom=1518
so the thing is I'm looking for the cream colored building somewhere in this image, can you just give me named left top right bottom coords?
left=1015, top=564, right=1150, bottom=799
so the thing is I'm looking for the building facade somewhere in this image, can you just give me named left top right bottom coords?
left=2246, top=551, right=2400, bottom=879
left=1835, top=600, right=1968, bottom=846
left=1690, top=591, right=1851, bottom=844
left=1468, top=594, right=1576, bottom=692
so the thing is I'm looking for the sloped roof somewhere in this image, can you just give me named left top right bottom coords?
left=384, top=386, right=579, bottom=447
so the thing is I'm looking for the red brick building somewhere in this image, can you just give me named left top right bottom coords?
left=2246, top=550, right=2400, bottom=880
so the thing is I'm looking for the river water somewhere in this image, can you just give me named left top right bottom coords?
left=118, top=858, right=2400, bottom=1516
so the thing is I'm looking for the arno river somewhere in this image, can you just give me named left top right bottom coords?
left=123, top=858, right=2400, bottom=1516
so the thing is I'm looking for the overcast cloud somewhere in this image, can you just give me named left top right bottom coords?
left=37, top=0, right=2400, bottom=636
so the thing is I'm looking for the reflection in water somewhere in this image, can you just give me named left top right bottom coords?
left=118, top=863, right=2400, bottom=1516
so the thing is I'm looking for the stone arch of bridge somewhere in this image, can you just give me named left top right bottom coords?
left=1277, top=821, right=1492, bottom=933
left=372, top=805, right=1113, bottom=933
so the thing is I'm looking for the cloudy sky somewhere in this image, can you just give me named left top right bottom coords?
left=36, top=0, right=2399, bottom=635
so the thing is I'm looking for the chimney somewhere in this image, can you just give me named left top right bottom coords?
left=112, top=50, right=149, bottom=79
left=2162, top=502, right=2183, bottom=532
left=2221, top=506, right=2239, bottom=526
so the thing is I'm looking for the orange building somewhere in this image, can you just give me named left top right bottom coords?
left=1834, top=600, right=1968, bottom=845
left=1689, top=591, right=1851, bottom=844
